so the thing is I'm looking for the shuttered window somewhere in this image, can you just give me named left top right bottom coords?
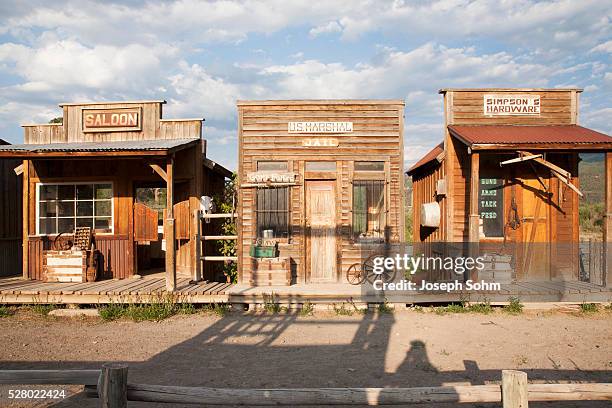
left=256, top=187, right=290, bottom=239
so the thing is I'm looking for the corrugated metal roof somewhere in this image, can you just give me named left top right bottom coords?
left=0, top=138, right=199, bottom=153
left=407, top=142, right=444, bottom=175
left=448, top=125, right=611, bottom=146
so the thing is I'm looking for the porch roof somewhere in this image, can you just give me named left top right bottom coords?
left=0, top=138, right=200, bottom=158
left=448, top=125, right=612, bottom=150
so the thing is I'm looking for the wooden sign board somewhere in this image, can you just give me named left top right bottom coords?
left=82, top=107, right=142, bottom=132
left=302, top=138, right=339, bottom=147
left=479, top=177, right=504, bottom=237
left=246, top=172, right=296, bottom=183
left=288, top=122, right=353, bottom=133
left=483, top=94, right=540, bottom=116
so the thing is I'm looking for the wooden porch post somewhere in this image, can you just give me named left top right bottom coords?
left=22, top=160, right=29, bottom=279
left=605, top=152, right=612, bottom=287
left=165, top=154, right=176, bottom=292
left=469, top=152, right=480, bottom=280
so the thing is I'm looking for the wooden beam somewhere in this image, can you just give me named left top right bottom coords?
left=605, top=152, right=612, bottom=287
left=550, top=170, right=583, bottom=198
left=98, top=363, right=128, bottom=408
left=13, top=164, right=23, bottom=176
left=0, top=370, right=100, bottom=385
left=22, top=160, right=29, bottom=279
left=500, top=154, right=542, bottom=166
left=502, top=370, right=528, bottom=408
left=149, top=164, right=167, bottom=182
left=165, top=155, right=176, bottom=292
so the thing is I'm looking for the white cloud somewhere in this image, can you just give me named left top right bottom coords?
left=309, top=21, right=342, bottom=38
left=590, top=40, right=612, bottom=54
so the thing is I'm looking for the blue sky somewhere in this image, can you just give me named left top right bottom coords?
left=0, top=0, right=610, bottom=170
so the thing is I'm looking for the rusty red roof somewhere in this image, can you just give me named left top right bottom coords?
left=448, top=125, right=611, bottom=147
left=407, top=142, right=444, bottom=175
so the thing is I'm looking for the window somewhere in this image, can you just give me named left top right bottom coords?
left=257, top=161, right=288, bottom=172
left=352, top=180, right=386, bottom=240
left=355, top=161, right=384, bottom=172
left=256, top=187, right=289, bottom=239
left=305, top=161, right=337, bottom=172
left=37, top=183, right=113, bottom=235
left=136, top=186, right=166, bottom=225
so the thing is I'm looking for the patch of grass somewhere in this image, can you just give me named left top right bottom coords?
left=299, top=301, right=314, bottom=316
left=99, top=294, right=201, bottom=322
left=605, top=303, right=612, bottom=311
left=466, top=300, right=493, bottom=314
left=580, top=303, right=599, bottom=314
left=0, top=305, right=14, bottom=317
left=203, top=303, right=230, bottom=317
left=98, top=303, right=126, bottom=321
left=29, top=304, right=57, bottom=316
left=263, top=293, right=286, bottom=313
left=409, top=305, right=424, bottom=313
left=503, top=297, right=524, bottom=315
left=433, top=303, right=467, bottom=315
left=333, top=303, right=354, bottom=316
left=377, top=300, right=393, bottom=314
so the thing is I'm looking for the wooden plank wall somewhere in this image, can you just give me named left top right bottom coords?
left=0, top=154, right=22, bottom=276
left=237, top=101, right=405, bottom=285
left=24, top=103, right=201, bottom=144
left=411, top=162, right=445, bottom=243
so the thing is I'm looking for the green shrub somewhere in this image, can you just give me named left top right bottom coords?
left=0, top=305, right=13, bottom=318
left=299, top=301, right=314, bottom=316
left=467, top=300, right=493, bottom=314
left=333, top=303, right=354, bottom=316
left=29, top=304, right=56, bottom=316
left=377, top=300, right=393, bottom=314
left=99, top=303, right=126, bottom=321
left=203, top=303, right=230, bottom=317
left=503, top=297, right=524, bottom=315
left=580, top=303, right=599, bottom=314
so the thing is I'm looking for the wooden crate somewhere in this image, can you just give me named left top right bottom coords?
left=43, top=250, right=87, bottom=283
left=250, top=257, right=291, bottom=286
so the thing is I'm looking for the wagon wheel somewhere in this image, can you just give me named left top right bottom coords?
left=52, top=232, right=72, bottom=251
left=346, top=263, right=365, bottom=285
left=364, top=253, right=397, bottom=284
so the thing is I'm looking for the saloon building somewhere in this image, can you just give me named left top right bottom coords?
left=0, top=101, right=230, bottom=290
left=236, top=100, right=405, bottom=286
left=408, top=89, right=612, bottom=286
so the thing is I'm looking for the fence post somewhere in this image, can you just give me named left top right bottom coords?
left=98, top=363, right=128, bottom=408
left=502, top=370, right=528, bottom=408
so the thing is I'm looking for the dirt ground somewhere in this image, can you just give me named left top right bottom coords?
left=0, top=307, right=611, bottom=408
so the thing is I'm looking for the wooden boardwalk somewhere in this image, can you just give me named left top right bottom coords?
left=0, top=276, right=609, bottom=305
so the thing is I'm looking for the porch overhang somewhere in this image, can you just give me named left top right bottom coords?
left=0, top=138, right=200, bottom=159
left=448, top=125, right=612, bottom=151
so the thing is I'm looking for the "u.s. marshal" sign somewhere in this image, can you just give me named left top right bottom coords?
left=483, top=94, right=540, bottom=116
left=288, top=121, right=353, bottom=133
left=82, top=107, right=142, bottom=132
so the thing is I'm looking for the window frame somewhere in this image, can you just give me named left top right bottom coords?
left=255, top=186, right=291, bottom=241
left=351, top=179, right=388, bottom=243
left=35, top=181, right=115, bottom=236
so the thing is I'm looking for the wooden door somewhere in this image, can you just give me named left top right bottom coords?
left=519, top=178, right=550, bottom=280
left=134, top=203, right=159, bottom=242
left=306, top=181, right=337, bottom=283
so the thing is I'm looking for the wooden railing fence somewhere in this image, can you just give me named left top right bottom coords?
left=0, top=364, right=611, bottom=407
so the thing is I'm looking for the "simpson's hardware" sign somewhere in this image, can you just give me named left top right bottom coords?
left=288, top=121, right=353, bottom=133
left=82, top=108, right=142, bottom=132
left=483, top=94, right=540, bottom=116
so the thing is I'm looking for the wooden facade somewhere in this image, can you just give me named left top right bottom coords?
left=0, top=139, right=23, bottom=277
left=408, top=89, right=612, bottom=285
left=237, top=100, right=405, bottom=286
left=0, top=101, right=229, bottom=289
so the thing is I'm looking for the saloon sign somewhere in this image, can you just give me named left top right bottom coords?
left=82, top=108, right=142, bottom=132
left=483, top=94, right=540, bottom=116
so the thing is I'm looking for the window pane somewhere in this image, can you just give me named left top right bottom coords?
left=40, top=185, right=57, bottom=200
left=257, top=161, right=288, bottom=172
left=353, top=180, right=385, bottom=240
left=40, top=201, right=57, bottom=217
left=305, top=161, right=337, bottom=171
left=58, top=218, right=75, bottom=234
left=136, top=187, right=166, bottom=210
left=95, top=184, right=112, bottom=199
left=355, top=161, right=384, bottom=171
left=95, top=218, right=111, bottom=231
left=39, top=218, right=56, bottom=235
left=58, top=201, right=75, bottom=217
left=58, top=185, right=75, bottom=200
left=256, top=187, right=289, bottom=238
left=95, top=200, right=112, bottom=217
left=77, top=201, right=93, bottom=217
left=76, top=184, right=93, bottom=200
left=76, top=217, right=94, bottom=228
